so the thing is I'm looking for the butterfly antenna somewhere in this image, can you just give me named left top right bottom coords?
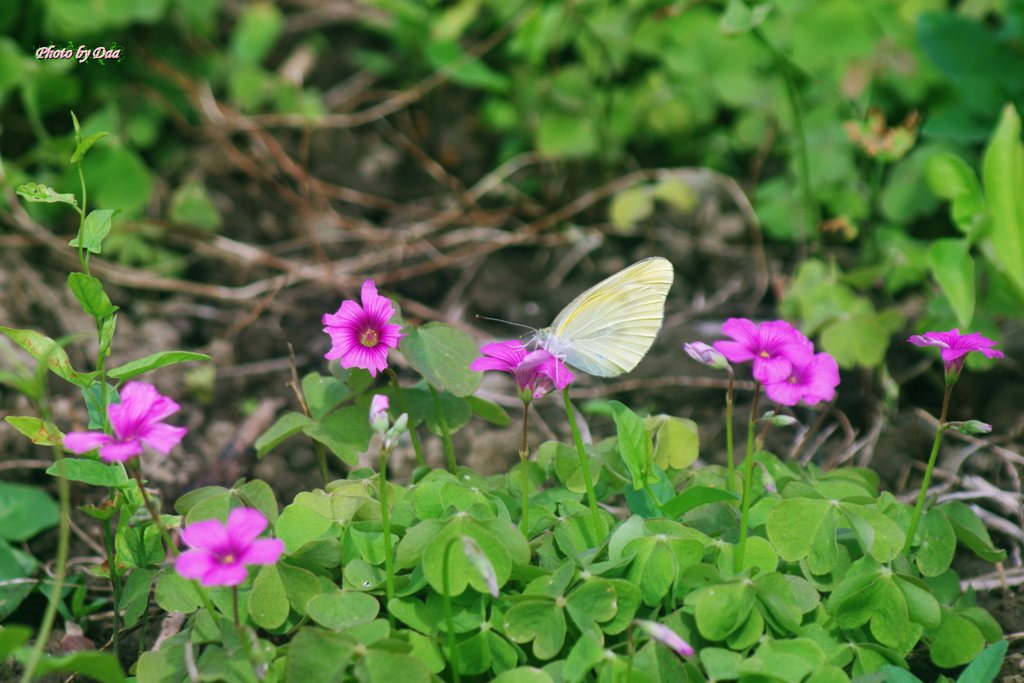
left=475, top=314, right=536, bottom=332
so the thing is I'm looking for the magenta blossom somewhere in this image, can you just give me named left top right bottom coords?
left=470, top=340, right=573, bottom=401
left=635, top=620, right=695, bottom=658
left=713, top=319, right=814, bottom=384
left=763, top=352, right=840, bottom=407
left=176, top=508, right=284, bottom=587
left=908, top=328, right=1004, bottom=376
left=323, top=280, right=403, bottom=377
left=63, top=382, right=187, bottom=463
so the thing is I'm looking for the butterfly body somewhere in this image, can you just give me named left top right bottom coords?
left=535, top=256, right=674, bottom=377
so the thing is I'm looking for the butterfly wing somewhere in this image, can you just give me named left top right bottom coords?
left=546, top=257, right=674, bottom=377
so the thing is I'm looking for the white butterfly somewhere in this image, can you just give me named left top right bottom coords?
left=535, top=257, right=674, bottom=377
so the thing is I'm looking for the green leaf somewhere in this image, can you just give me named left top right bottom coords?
left=981, top=104, right=1024, bottom=297
left=29, top=651, right=126, bottom=683
left=914, top=509, right=956, bottom=577
left=647, top=414, right=700, bottom=470
left=425, top=40, right=509, bottom=93
left=307, top=591, right=380, bottom=631
left=154, top=569, right=202, bottom=613
left=231, top=3, right=284, bottom=64
left=609, top=185, right=653, bottom=232
left=0, top=539, right=37, bottom=619
left=537, top=112, right=598, bottom=159
left=611, top=401, right=651, bottom=490
left=0, top=480, right=59, bottom=541
left=235, top=479, right=278, bottom=523
left=107, top=351, right=211, bottom=381
left=0, top=326, right=95, bottom=387
left=940, top=501, right=1007, bottom=563
left=362, top=648, right=432, bottom=683
left=957, top=640, right=1008, bottom=683
left=250, top=564, right=290, bottom=629
left=840, top=503, right=905, bottom=563
left=766, top=498, right=833, bottom=562
left=70, top=131, right=108, bottom=164
left=930, top=607, right=986, bottom=668
left=120, top=567, right=159, bottom=627
left=6, top=416, right=65, bottom=446
left=285, top=627, right=355, bottom=681
left=652, top=179, right=698, bottom=213
left=926, top=153, right=985, bottom=237
left=400, top=322, right=482, bottom=397
left=47, top=458, right=129, bottom=488
left=69, top=209, right=120, bottom=255
left=303, top=406, right=374, bottom=466
left=67, top=272, right=118, bottom=319
left=169, top=180, right=221, bottom=231
left=695, top=581, right=757, bottom=641
left=302, top=372, right=349, bottom=419
left=15, top=182, right=78, bottom=207
left=491, top=668, right=555, bottom=683
left=720, top=0, right=772, bottom=34
left=256, top=411, right=315, bottom=458
left=820, top=314, right=890, bottom=369
left=562, top=631, right=604, bottom=681
left=503, top=599, right=566, bottom=660
left=927, top=238, right=975, bottom=328
left=0, top=625, right=32, bottom=659
left=466, top=395, right=511, bottom=426
left=661, top=486, right=737, bottom=518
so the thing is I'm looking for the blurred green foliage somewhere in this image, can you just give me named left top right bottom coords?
left=1, top=0, right=1022, bottom=366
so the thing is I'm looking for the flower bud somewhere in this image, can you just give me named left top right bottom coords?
left=462, top=536, right=499, bottom=597
left=684, top=341, right=731, bottom=370
left=635, top=620, right=695, bottom=658
left=760, top=411, right=798, bottom=428
left=369, top=394, right=390, bottom=434
left=386, top=413, right=408, bottom=444
left=949, top=420, right=992, bottom=436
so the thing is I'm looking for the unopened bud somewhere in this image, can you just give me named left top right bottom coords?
left=462, top=536, right=499, bottom=597
left=369, top=394, right=390, bottom=434
left=684, top=342, right=730, bottom=370
left=950, top=420, right=992, bottom=436
left=635, top=620, right=695, bottom=658
left=760, top=411, right=798, bottom=428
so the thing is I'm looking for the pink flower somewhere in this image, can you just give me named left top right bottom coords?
left=908, top=328, right=1004, bottom=376
left=469, top=340, right=573, bottom=401
left=713, top=319, right=813, bottom=384
left=635, top=620, right=695, bottom=657
left=63, top=382, right=187, bottom=463
left=175, top=508, right=284, bottom=587
left=763, top=352, right=840, bottom=407
left=370, top=394, right=390, bottom=434
left=323, top=280, right=403, bottom=377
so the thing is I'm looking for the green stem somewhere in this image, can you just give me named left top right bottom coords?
left=132, top=464, right=177, bottom=558
left=379, top=443, right=396, bottom=625
left=429, top=384, right=458, bottom=473
left=388, top=369, right=425, bottom=467
left=20, top=456, right=70, bottom=683
left=442, top=537, right=462, bottom=683
left=904, top=383, right=954, bottom=554
left=75, top=160, right=89, bottom=275
left=563, top=388, right=599, bottom=515
left=725, top=368, right=735, bottom=494
left=314, top=441, right=330, bottom=486
left=104, top=514, right=122, bottom=659
left=625, top=623, right=635, bottom=683
left=754, top=28, right=817, bottom=241
left=734, top=384, right=761, bottom=574
left=519, top=401, right=531, bottom=536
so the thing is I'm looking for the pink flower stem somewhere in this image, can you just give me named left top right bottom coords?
left=725, top=367, right=735, bottom=493
left=904, top=383, right=953, bottom=555
left=388, top=369, right=425, bottom=467
left=429, top=385, right=458, bottom=473
left=519, top=401, right=531, bottom=536
left=734, top=383, right=761, bottom=573
left=378, top=441, right=396, bottom=626
left=131, top=464, right=177, bottom=558
left=441, top=536, right=462, bottom=683
left=563, top=388, right=599, bottom=516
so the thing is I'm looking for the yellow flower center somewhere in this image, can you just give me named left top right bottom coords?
left=222, top=553, right=236, bottom=564
left=360, top=328, right=379, bottom=347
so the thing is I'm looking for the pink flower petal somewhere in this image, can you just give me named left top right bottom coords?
left=181, top=519, right=228, bottom=551
left=227, top=508, right=269, bottom=546
left=140, top=423, right=188, bottom=455
left=175, top=549, right=218, bottom=580
left=240, top=538, right=285, bottom=566
left=63, top=431, right=114, bottom=454
left=199, top=561, right=250, bottom=587
left=752, top=355, right=793, bottom=384
left=712, top=340, right=757, bottom=363
left=99, top=439, right=144, bottom=463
